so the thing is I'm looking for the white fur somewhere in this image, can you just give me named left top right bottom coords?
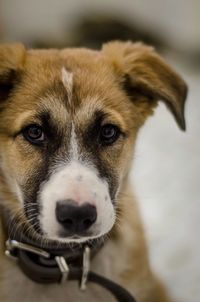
left=69, top=123, right=79, bottom=161
left=39, top=160, right=115, bottom=243
left=61, top=67, right=73, bottom=105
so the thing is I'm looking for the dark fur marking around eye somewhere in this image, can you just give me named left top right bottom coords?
left=21, top=110, right=71, bottom=232
left=78, top=110, right=119, bottom=202
left=85, top=110, right=107, bottom=142
left=21, top=115, right=69, bottom=233
left=35, top=111, right=64, bottom=151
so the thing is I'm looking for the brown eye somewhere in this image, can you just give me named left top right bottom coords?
left=99, top=124, right=120, bottom=145
left=23, top=125, right=45, bottom=145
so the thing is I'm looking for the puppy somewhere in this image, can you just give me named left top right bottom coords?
left=0, top=41, right=187, bottom=302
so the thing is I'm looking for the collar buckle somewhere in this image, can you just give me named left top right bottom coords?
left=80, top=246, right=91, bottom=290
left=55, top=256, right=69, bottom=284
left=5, top=239, right=50, bottom=259
left=5, top=239, right=91, bottom=289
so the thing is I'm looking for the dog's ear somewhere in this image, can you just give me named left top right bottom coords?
left=102, top=41, right=188, bottom=130
left=0, top=43, right=26, bottom=102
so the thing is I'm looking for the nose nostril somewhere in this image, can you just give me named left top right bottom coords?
left=83, top=218, right=93, bottom=229
left=82, top=208, right=97, bottom=230
left=56, top=200, right=97, bottom=235
left=64, top=219, right=73, bottom=227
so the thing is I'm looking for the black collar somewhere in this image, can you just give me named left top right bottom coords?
left=1, top=207, right=137, bottom=302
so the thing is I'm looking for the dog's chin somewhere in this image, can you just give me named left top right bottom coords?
left=37, top=223, right=114, bottom=247
left=32, top=233, right=106, bottom=251
left=43, top=233, right=106, bottom=245
left=15, top=219, right=106, bottom=250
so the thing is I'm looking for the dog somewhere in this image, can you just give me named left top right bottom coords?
left=0, top=41, right=187, bottom=302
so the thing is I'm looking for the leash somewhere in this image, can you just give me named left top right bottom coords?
left=2, top=208, right=137, bottom=302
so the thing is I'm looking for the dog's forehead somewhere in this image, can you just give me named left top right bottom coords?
left=7, top=50, right=122, bottom=105
left=17, top=49, right=119, bottom=107
left=1, top=48, right=135, bottom=135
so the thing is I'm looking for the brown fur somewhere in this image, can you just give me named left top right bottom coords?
left=0, top=41, right=187, bottom=302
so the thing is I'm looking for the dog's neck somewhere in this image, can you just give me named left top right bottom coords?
left=0, top=195, right=138, bottom=302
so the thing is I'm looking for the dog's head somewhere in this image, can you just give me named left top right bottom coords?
left=0, top=42, right=187, bottom=244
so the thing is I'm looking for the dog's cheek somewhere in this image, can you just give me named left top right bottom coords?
left=95, top=141, right=134, bottom=201
left=0, top=139, right=48, bottom=225
left=0, top=141, right=26, bottom=205
left=20, top=159, right=50, bottom=228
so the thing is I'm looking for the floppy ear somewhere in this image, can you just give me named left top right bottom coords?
left=102, top=41, right=188, bottom=130
left=0, top=43, right=26, bottom=102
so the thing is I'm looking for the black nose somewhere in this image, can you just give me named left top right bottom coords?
left=56, top=200, right=97, bottom=235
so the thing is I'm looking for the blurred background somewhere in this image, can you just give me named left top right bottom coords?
left=0, top=1, right=199, bottom=301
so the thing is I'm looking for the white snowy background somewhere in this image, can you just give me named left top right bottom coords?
left=131, top=61, right=200, bottom=302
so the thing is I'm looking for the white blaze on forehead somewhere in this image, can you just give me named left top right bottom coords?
left=61, top=67, right=73, bottom=105
left=69, top=123, right=79, bottom=161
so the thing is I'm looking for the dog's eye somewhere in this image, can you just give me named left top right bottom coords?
left=23, top=125, right=45, bottom=144
left=99, top=124, right=120, bottom=145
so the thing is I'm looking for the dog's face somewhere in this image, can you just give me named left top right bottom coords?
left=0, top=42, right=187, bottom=244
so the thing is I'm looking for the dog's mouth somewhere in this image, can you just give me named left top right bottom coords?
left=21, top=213, right=106, bottom=247
left=5, top=209, right=106, bottom=253
left=22, top=194, right=115, bottom=246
